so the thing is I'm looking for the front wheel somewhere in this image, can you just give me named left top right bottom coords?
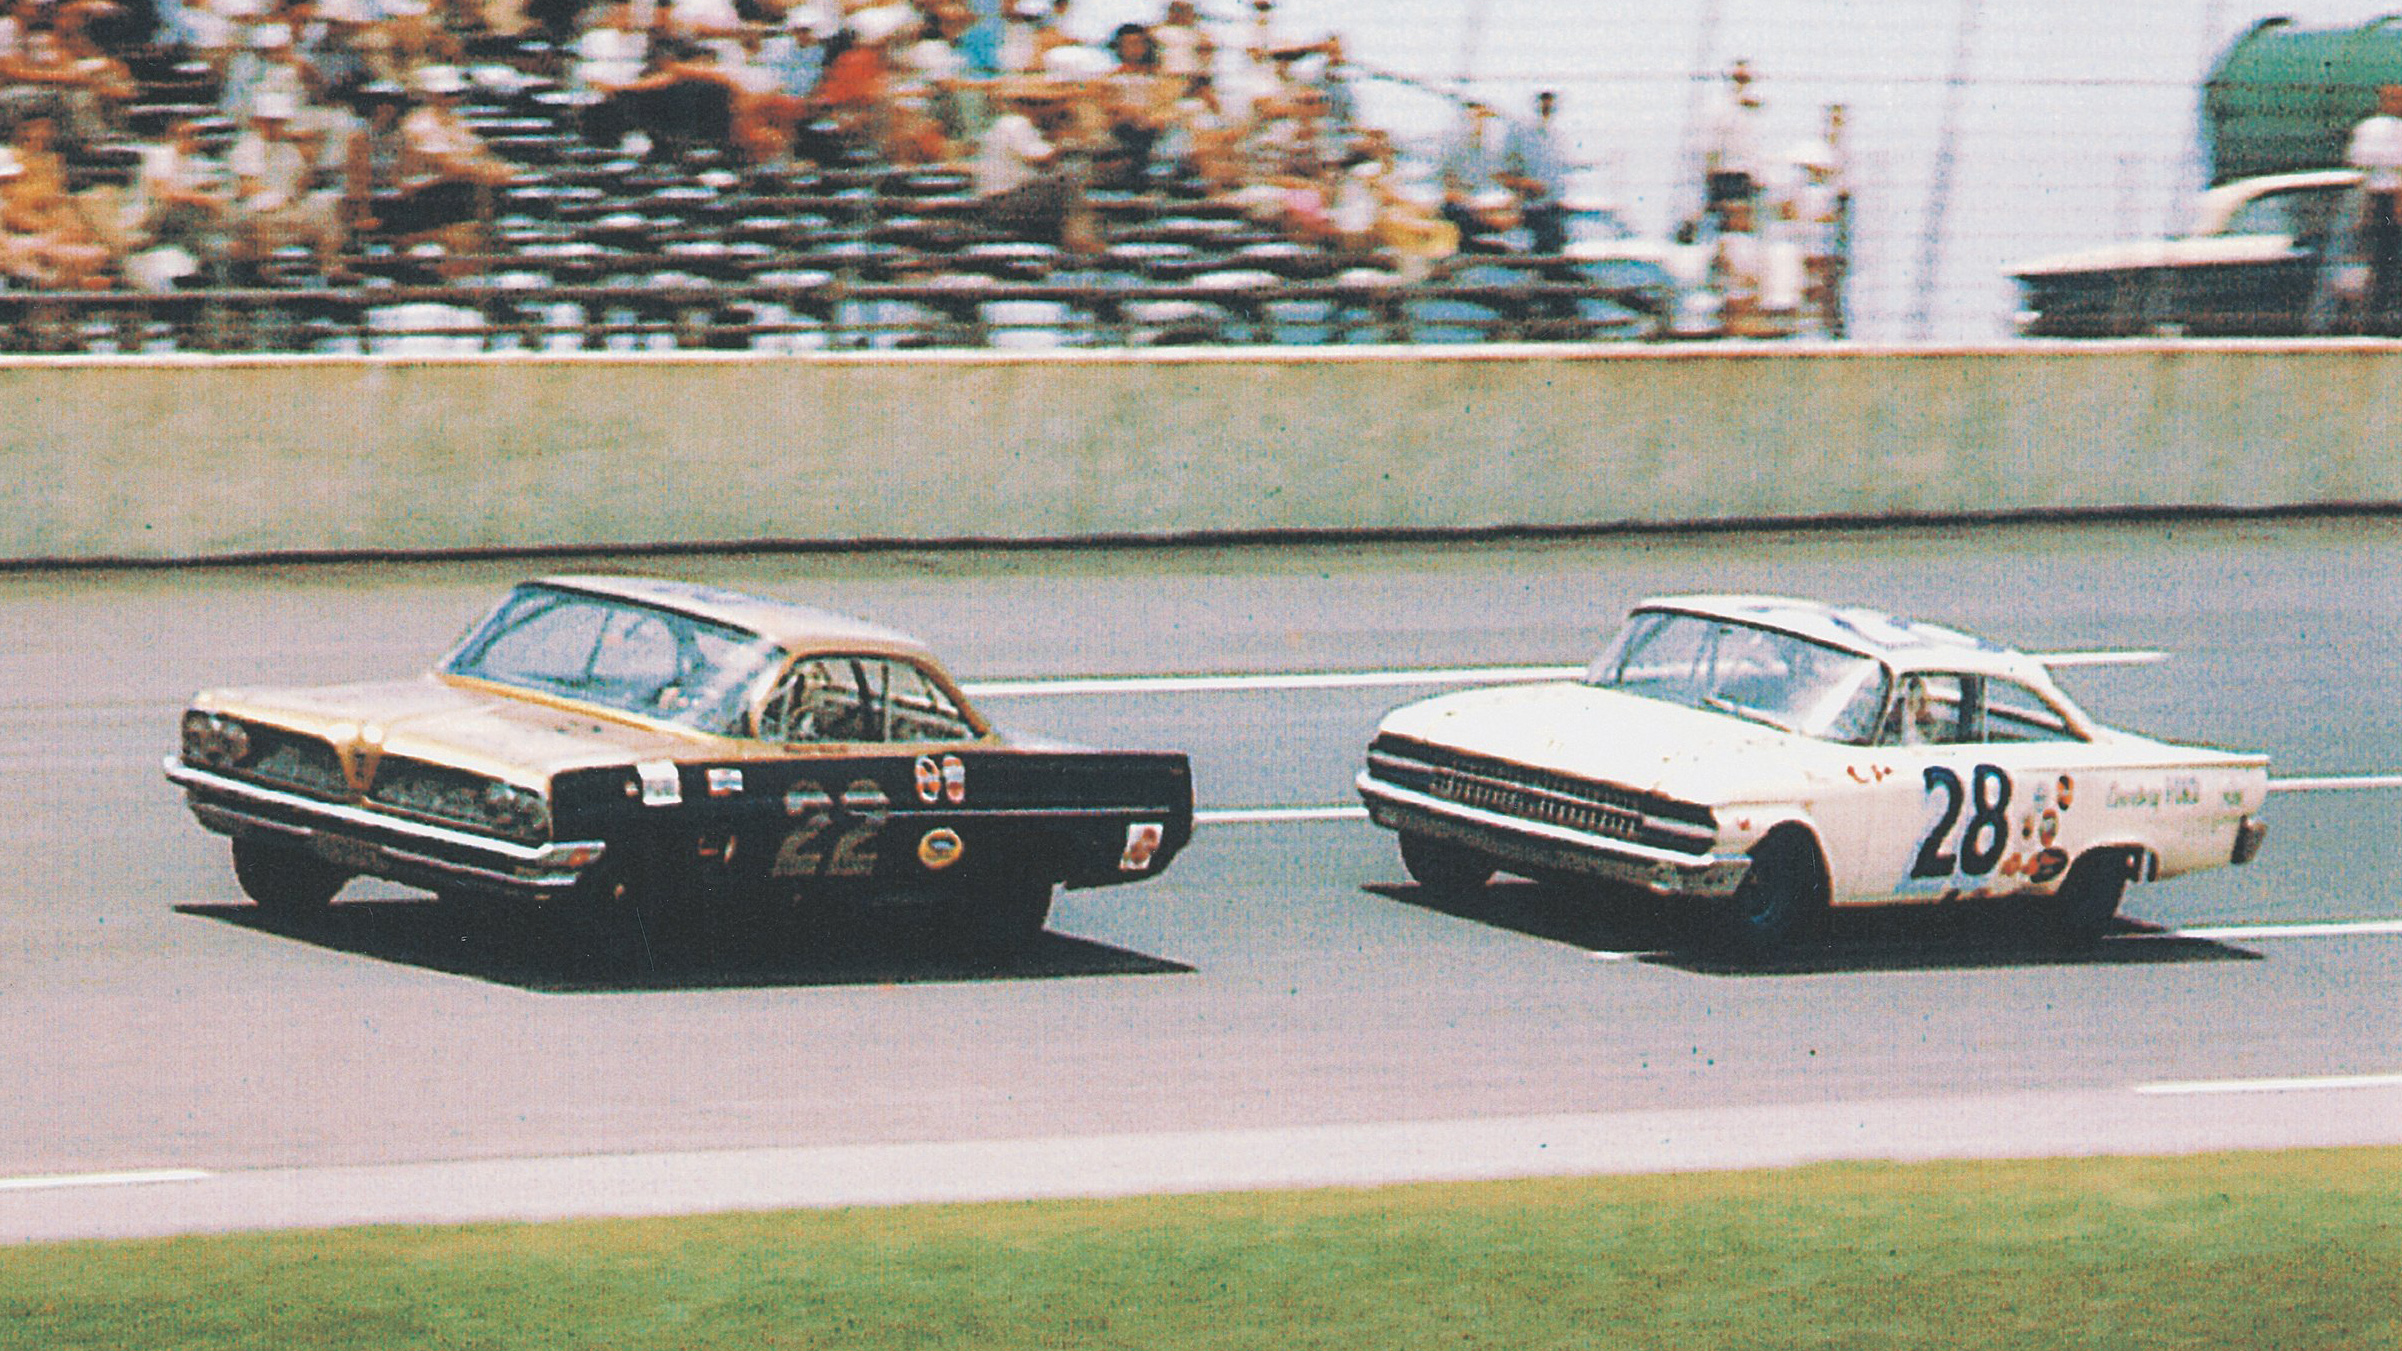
left=1399, top=833, right=1497, bottom=892
left=231, top=837, right=348, bottom=917
left=1705, top=832, right=1825, bottom=958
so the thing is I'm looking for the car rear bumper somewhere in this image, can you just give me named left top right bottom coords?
left=1357, top=772, right=1751, bottom=898
left=165, top=757, right=607, bottom=900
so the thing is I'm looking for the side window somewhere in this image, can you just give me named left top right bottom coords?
left=755, top=655, right=976, bottom=745
left=1877, top=673, right=1970, bottom=746
left=885, top=661, right=976, bottom=743
left=1982, top=677, right=2084, bottom=744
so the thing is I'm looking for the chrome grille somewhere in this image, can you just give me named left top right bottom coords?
left=1366, top=734, right=1716, bottom=855
left=368, top=757, right=505, bottom=834
left=240, top=728, right=347, bottom=799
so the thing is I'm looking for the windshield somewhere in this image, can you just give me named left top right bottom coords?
left=1584, top=610, right=1891, bottom=743
left=443, top=584, right=787, bottom=735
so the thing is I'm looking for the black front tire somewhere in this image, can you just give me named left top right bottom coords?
left=230, top=837, right=348, bottom=916
left=1706, top=832, right=1825, bottom=958
left=1400, top=833, right=1497, bottom=892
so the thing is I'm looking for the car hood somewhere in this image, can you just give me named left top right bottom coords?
left=1376, top=682, right=1802, bottom=801
left=196, top=675, right=712, bottom=785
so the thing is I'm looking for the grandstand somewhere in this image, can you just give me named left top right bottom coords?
left=0, top=5, right=1691, bottom=353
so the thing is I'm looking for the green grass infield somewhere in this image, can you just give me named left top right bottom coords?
left=2, top=1147, right=2394, bottom=1350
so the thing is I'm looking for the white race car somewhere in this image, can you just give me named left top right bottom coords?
left=1356, top=596, right=2270, bottom=953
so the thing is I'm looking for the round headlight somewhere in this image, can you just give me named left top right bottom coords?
left=481, top=780, right=550, bottom=839
left=181, top=712, right=249, bottom=767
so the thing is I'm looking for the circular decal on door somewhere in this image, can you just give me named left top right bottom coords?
left=917, top=827, right=965, bottom=870
left=913, top=756, right=942, bottom=803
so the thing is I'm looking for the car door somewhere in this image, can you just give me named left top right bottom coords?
left=745, top=653, right=984, bottom=893
left=1834, top=671, right=2098, bottom=903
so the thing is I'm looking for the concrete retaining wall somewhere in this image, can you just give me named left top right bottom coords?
left=9, top=342, right=2401, bottom=564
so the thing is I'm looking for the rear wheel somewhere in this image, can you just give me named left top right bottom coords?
left=1400, top=833, right=1497, bottom=892
left=1706, top=831, right=1825, bottom=958
left=2047, top=851, right=2133, bottom=943
left=942, top=874, right=1055, bottom=956
left=231, top=837, right=347, bottom=917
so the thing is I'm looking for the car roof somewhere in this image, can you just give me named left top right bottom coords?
left=535, top=575, right=939, bottom=660
left=1635, top=594, right=2048, bottom=679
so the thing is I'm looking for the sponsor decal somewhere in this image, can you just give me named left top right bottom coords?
left=2055, top=775, right=2075, bottom=810
left=914, top=756, right=942, bottom=804
left=2038, top=809, right=2059, bottom=845
left=2106, top=781, right=2162, bottom=810
left=917, top=827, right=965, bottom=870
left=706, top=767, right=744, bottom=797
left=942, top=754, right=967, bottom=804
left=1845, top=764, right=1894, bottom=784
left=785, top=782, right=833, bottom=816
left=2166, top=776, right=2201, bottom=807
left=637, top=760, right=682, bottom=807
left=1121, top=822, right=1165, bottom=872
left=2027, top=847, right=2070, bottom=884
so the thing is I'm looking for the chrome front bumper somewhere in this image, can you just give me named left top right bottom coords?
left=165, top=757, right=607, bottom=899
left=1356, top=772, right=1751, bottom=898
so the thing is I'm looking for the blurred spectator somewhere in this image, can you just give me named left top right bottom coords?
left=378, top=63, right=516, bottom=254
left=2347, top=83, right=2402, bottom=335
left=228, top=89, right=350, bottom=277
left=1499, top=89, right=1568, bottom=254
left=127, top=116, right=234, bottom=289
left=1700, top=58, right=1763, bottom=222
left=974, top=81, right=1092, bottom=251
left=1094, top=20, right=1169, bottom=188
left=1153, top=0, right=1206, bottom=80
left=1709, top=194, right=1768, bottom=335
left=1776, top=133, right=1845, bottom=336
left=0, top=0, right=133, bottom=152
left=0, top=117, right=113, bottom=286
left=1436, top=99, right=1500, bottom=239
left=572, top=0, right=650, bottom=96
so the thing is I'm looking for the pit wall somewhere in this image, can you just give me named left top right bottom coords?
left=9, top=342, right=2400, bottom=564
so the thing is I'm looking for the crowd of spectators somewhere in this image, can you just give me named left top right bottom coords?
left=0, top=0, right=1599, bottom=306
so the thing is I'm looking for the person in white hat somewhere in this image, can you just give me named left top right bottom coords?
left=228, top=86, right=351, bottom=277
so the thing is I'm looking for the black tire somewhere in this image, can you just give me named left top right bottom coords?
left=1706, top=831, right=1825, bottom=958
left=943, top=875, right=1055, bottom=956
left=230, top=837, right=348, bottom=916
left=556, top=856, right=665, bottom=968
left=1400, top=833, right=1497, bottom=892
left=2047, top=851, right=2132, bottom=944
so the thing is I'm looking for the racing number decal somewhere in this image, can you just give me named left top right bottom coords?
left=771, top=778, right=888, bottom=879
left=1913, top=764, right=2013, bottom=879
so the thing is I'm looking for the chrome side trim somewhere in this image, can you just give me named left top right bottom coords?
left=165, top=757, right=602, bottom=869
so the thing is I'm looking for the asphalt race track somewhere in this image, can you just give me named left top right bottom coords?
left=3, top=517, right=2398, bottom=1241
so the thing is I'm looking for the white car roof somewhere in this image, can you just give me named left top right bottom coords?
left=1635, top=594, right=2050, bottom=680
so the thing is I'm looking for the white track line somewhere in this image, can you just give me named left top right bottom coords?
left=2162, top=919, right=2402, bottom=942
left=963, top=665, right=1582, bottom=697
left=967, top=653, right=2163, bottom=698
left=2032, top=649, right=2167, bottom=668
left=2134, top=1073, right=2402, bottom=1096
left=2268, top=774, right=2402, bottom=793
left=0, top=1169, right=211, bottom=1192
left=1195, top=806, right=1370, bottom=826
